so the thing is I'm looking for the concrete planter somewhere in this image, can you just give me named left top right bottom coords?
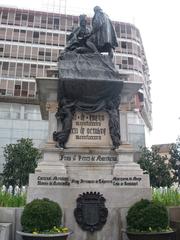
left=16, top=231, right=71, bottom=240
left=168, top=206, right=180, bottom=222
left=168, top=207, right=180, bottom=240
left=126, top=231, right=176, bottom=240
left=0, top=207, right=23, bottom=240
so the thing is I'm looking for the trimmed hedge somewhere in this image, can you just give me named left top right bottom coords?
left=21, top=198, right=62, bottom=233
left=127, top=199, right=169, bottom=232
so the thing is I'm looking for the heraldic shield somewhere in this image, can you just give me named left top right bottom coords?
left=74, top=192, right=108, bottom=232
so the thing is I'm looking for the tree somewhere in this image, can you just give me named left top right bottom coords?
left=2, top=138, right=41, bottom=187
left=138, top=146, right=174, bottom=187
left=169, top=137, right=180, bottom=185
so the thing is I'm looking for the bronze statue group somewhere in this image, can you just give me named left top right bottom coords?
left=64, top=6, right=118, bottom=59
left=53, top=6, right=121, bottom=150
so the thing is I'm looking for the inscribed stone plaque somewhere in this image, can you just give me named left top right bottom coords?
left=66, top=112, right=112, bottom=147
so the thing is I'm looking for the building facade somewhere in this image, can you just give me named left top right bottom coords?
left=0, top=6, right=152, bottom=172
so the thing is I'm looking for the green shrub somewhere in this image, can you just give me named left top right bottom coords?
left=21, top=198, right=62, bottom=233
left=127, top=199, right=169, bottom=232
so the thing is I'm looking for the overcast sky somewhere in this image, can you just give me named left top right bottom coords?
left=1, top=0, right=180, bottom=146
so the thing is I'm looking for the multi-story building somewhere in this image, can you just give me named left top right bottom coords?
left=0, top=6, right=152, bottom=172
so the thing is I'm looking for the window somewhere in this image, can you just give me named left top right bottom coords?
left=53, top=33, right=59, bottom=45
left=137, top=46, right=141, bottom=57
left=39, top=51, right=45, bottom=56
left=122, top=59, right=127, bottom=64
left=22, top=14, right=28, bottom=21
left=18, top=46, right=24, bottom=59
left=0, top=46, right=3, bottom=57
left=6, top=29, right=13, bottom=40
left=8, top=12, right=15, bottom=25
left=34, top=15, right=41, bottom=27
left=16, top=63, right=23, bottom=77
left=121, top=42, right=127, bottom=49
left=122, top=57, right=128, bottom=69
left=22, top=81, right=28, bottom=96
left=0, top=28, right=6, bottom=40
left=45, top=51, right=51, bottom=56
left=11, top=45, right=18, bottom=58
left=25, top=47, right=31, bottom=59
left=41, top=16, right=47, bottom=28
left=115, top=23, right=120, bottom=38
left=47, top=17, right=53, bottom=29
left=7, top=80, right=14, bottom=96
left=136, top=29, right=140, bottom=38
left=28, top=14, right=34, bottom=27
left=115, top=55, right=121, bottom=65
left=14, top=80, right=21, bottom=96
left=30, top=64, right=37, bottom=77
left=53, top=18, right=60, bottom=29
left=128, top=57, right=133, bottom=65
left=37, top=65, right=44, bottom=77
left=2, top=11, right=8, bottom=24
left=46, top=33, right=52, bottom=45
left=15, top=13, right=21, bottom=21
left=38, top=48, right=45, bottom=61
left=127, top=42, right=132, bottom=49
left=23, top=64, right=30, bottom=77
left=73, top=16, right=78, bottom=25
left=9, top=62, right=16, bottom=76
left=33, top=31, right=39, bottom=38
left=120, top=24, right=126, bottom=33
left=0, top=80, right=7, bottom=95
left=2, top=62, right=9, bottom=70
left=59, top=34, right=65, bottom=46
left=45, top=50, right=51, bottom=61
left=28, top=14, right=34, bottom=22
left=19, top=30, right=26, bottom=42
left=60, top=17, right=66, bottom=30
left=33, top=32, right=39, bottom=43
left=29, top=82, right=36, bottom=97
left=13, top=29, right=19, bottom=41
left=48, top=17, right=53, bottom=24
left=4, top=45, right=10, bottom=57
left=2, top=12, right=8, bottom=19
left=126, top=25, right=132, bottom=34
left=52, top=49, right=58, bottom=62
left=31, top=48, right=38, bottom=60
left=67, top=17, right=73, bottom=30
left=26, top=31, right=33, bottom=43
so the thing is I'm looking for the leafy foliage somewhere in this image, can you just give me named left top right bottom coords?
left=127, top=199, right=169, bottom=232
left=138, top=146, right=174, bottom=187
left=169, top=137, right=180, bottom=184
left=153, top=187, right=180, bottom=206
left=21, top=198, right=62, bottom=233
left=2, top=138, right=41, bottom=187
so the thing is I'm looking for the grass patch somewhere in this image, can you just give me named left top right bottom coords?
left=0, top=191, right=26, bottom=207
left=152, top=187, right=180, bottom=206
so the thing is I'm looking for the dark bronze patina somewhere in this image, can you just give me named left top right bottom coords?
left=74, top=192, right=108, bottom=232
left=53, top=7, right=123, bottom=149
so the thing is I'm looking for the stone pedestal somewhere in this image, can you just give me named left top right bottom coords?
left=28, top=76, right=151, bottom=240
left=28, top=133, right=150, bottom=240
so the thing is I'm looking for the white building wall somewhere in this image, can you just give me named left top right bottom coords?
left=0, top=102, right=48, bottom=172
